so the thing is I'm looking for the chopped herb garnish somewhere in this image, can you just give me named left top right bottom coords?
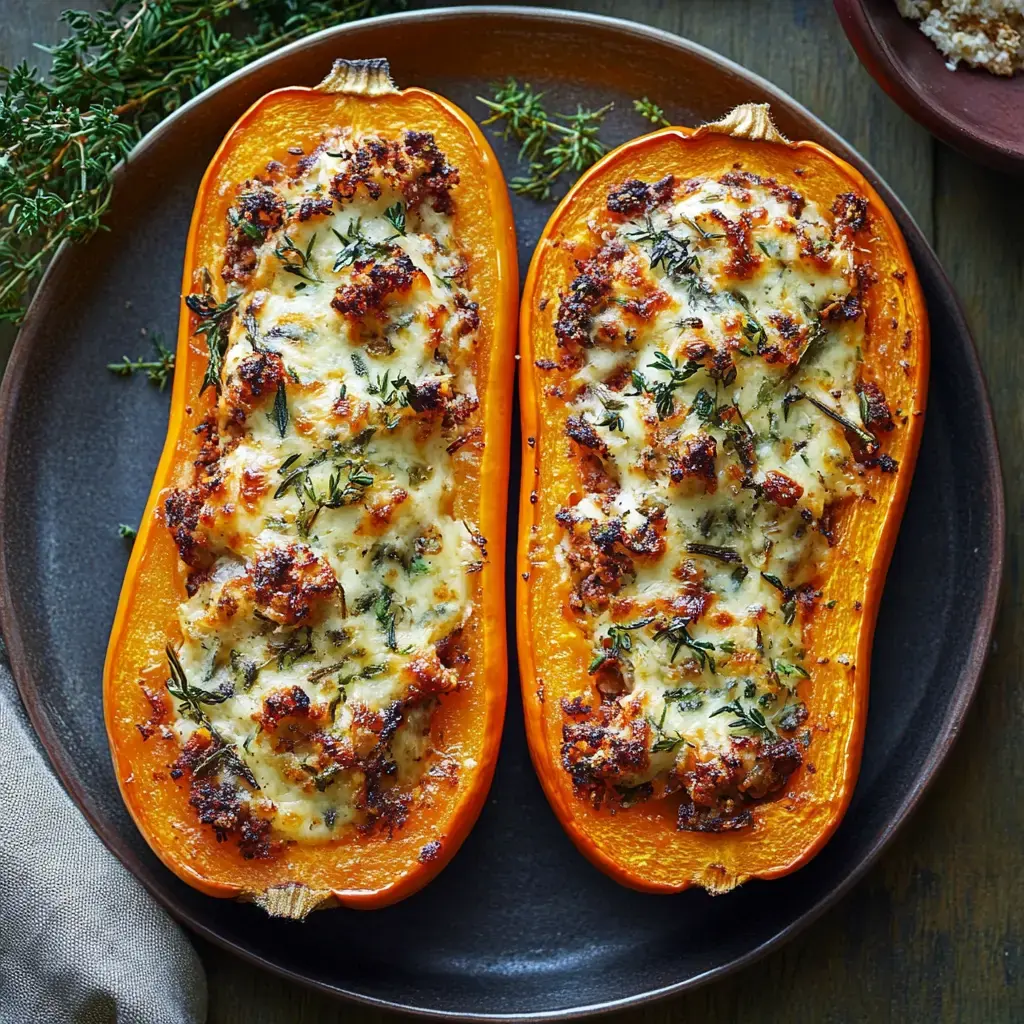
left=367, top=369, right=410, bottom=407
left=117, top=523, right=136, bottom=539
left=784, top=388, right=877, bottom=448
left=686, top=542, right=742, bottom=564
left=627, top=216, right=699, bottom=279
left=270, top=626, right=314, bottom=670
left=773, top=658, right=811, bottom=681
left=588, top=616, right=655, bottom=673
left=164, top=645, right=228, bottom=725
left=185, top=269, right=239, bottom=395
left=384, top=201, right=406, bottom=235
left=663, top=686, right=704, bottom=712
left=270, top=379, right=288, bottom=437
left=274, top=232, right=321, bottom=283
left=374, top=586, right=398, bottom=650
left=193, top=744, right=259, bottom=789
left=690, top=386, right=718, bottom=425
left=648, top=705, right=689, bottom=753
left=332, top=219, right=393, bottom=271
left=229, top=650, right=259, bottom=691
left=679, top=213, right=726, bottom=242
left=760, top=571, right=792, bottom=597
left=632, top=349, right=702, bottom=419
left=297, top=461, right=374, bottom=537
left=408, top=555, right=430, bottom=576
left=652, top=616, right=716, bottom=673
left=711, top=698, right=776, bottom=740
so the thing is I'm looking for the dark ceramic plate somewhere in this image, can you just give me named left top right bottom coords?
left=0, top=7, right=1004, bottom=1020
left=834, top=0, right=1024, bottom=174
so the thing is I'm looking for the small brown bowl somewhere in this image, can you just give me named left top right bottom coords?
left=834, top=0, right=1024, bottom=173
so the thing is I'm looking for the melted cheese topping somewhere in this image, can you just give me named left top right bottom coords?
left=551, top=172, right=893, bottom=825
left=164, top=129, right=484, bottom=850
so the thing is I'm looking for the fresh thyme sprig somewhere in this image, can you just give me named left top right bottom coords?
left=107, top=335, right=175, bottom=390
left=626, top=217, right=699, bottom=279
left=274, top=232, right=321, bottom=284
left=630, top=350, right=703, bottom=420
left=165, top=644, right=229, bottom=725
left=652, top=616, right=717, bottom=673
left=476, top=80, right=614, bottom=200
left=184, top=269, right=239, bottom=395
left=710, top=698, right=777, bottom=740
left=588, top=615, right=655, bottom=674
left=634, top=97, right=670, bottom=127
left=332, top=218, right=394, bottom=272
left=0, top=0, right=402, bottom=324
left=165, top=644, right=258, bottom=786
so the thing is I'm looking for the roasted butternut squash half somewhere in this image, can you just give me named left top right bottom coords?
left=104, top=60, right=517, bottom=915
left=517, top=105, right=928, bottom=894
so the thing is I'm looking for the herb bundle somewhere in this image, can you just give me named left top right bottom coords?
left=0, top=0, right=402, bottom=324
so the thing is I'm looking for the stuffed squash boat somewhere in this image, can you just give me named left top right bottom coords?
left=517, top=105, right=928, bottom=894
left=103, top=60, right=517, bottom=915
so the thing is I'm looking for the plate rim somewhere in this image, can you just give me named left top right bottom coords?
left=833, top=0, right=1024, bottom=175
left=0, top=5, right=1006, bottom=1020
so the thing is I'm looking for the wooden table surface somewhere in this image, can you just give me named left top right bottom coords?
left=3, top=1, right=1021, bottom=1021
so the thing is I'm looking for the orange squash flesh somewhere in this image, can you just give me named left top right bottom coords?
left=103, top=70, right=518, bottom=910
left=517, top=116, right=929, bottom=894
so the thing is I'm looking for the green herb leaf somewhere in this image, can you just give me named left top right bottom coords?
left=384, top=202, right=406, bottom=235
left=107, top=337, right=176, bottom=391
left=652, top=616, right=716, bottom=673
left=478, top=80, right=613, bottom=200
left=185, top=271, right=239, bottom=396
left=271, top=379, right=289, bottom=437
left=633, top=97, right=670, bottom=127
left=686, top=542, right=742, bottom=564
left=274, top=232, right=321, bottom=283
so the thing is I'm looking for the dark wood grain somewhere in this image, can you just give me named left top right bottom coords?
left=2, top=1, right=1020, bottom=1021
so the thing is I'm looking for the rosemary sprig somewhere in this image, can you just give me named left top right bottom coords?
left=0, top=0, right=402, bottom=324
left=647, top=705, right=689, bottom=754
left=107, top=336, right=175, bottom=390
left=270, top=379, right=289, bottom=437
left=384, top=201, right=406, bottom=235
left=685, top=543, right=742, bottom=564
left=784, top=387, right=878, bottom=448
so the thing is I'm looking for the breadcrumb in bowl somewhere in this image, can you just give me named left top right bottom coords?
left=896, top=0, right=1024, bottom=76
